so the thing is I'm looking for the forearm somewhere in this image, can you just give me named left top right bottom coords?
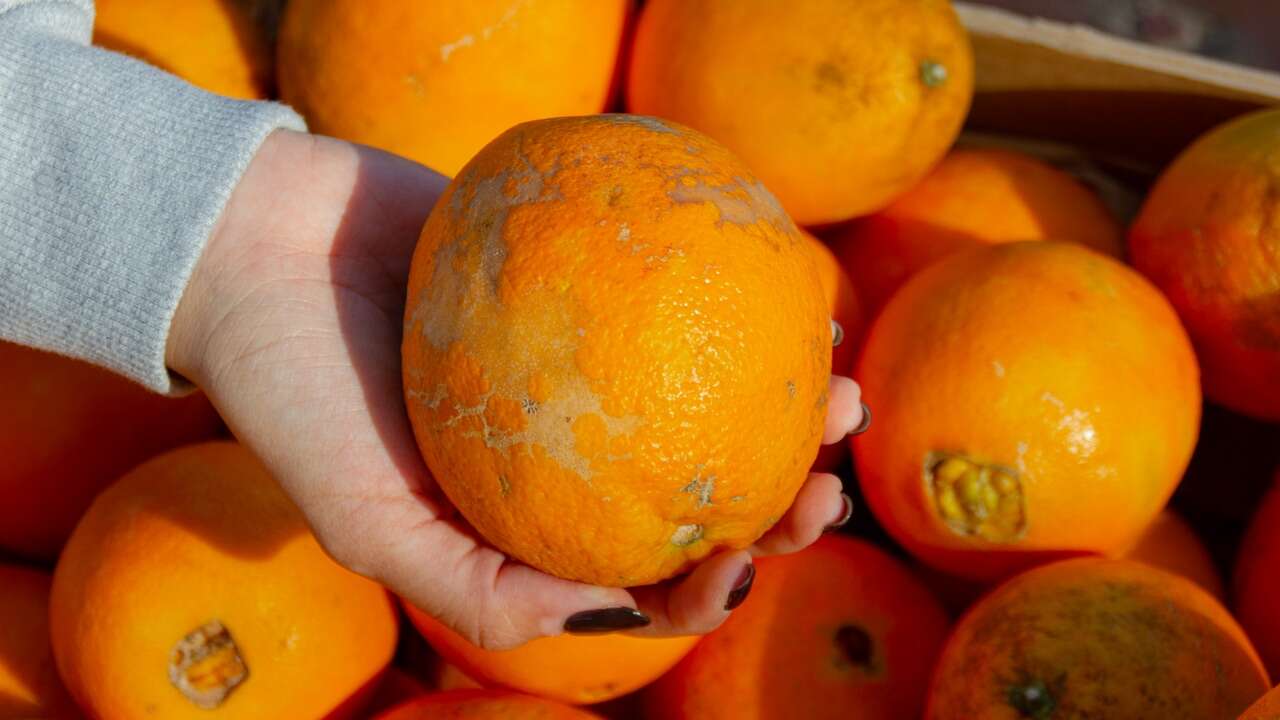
left=0, top=0, right=304, bottom=393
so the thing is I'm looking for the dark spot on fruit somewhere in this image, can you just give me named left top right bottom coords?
left=815, top=61, right=845, bottom=89
left=834, top=625, right=874, bottom=670
left=920, top=59, right=948, bottom=88
left=1008, top=678, right=1056, bottom=719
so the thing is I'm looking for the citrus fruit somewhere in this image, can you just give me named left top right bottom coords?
left=49, top=442, right=397, bottom=719
left=1241, top=686, right=1280, bottom=720
left=405, top=602, right=697, bottom=705
left=1235, top=470, right=1280, bottom=679
left=628, top=0, right=974, bottom=225
left=0, top=564, right=77, bottom=719
left=93, top=0, right=272, bottom=99
left=926, top=558, right=1270, bottom=719
left=805, top=230, right=862, bottom=473
left=648, top=535, right=951, bottom=720
left=402, top=115, right=831, bottom=587
left=374, top=690, right=601, bottom=720
left=1130, top=107, right=1280, bottom=421
left=278, top=0, right=628, bottom=176
left=1123, top=509, right=1224, bottom=601
left=854, top=241, right=1200, bottom=580
left=0, top=341, right=222, bottom=561
left=834, top=147, right=1124, bottom=316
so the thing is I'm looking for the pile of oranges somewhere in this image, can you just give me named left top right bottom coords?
left=4, top=0, right=1280, bottom=718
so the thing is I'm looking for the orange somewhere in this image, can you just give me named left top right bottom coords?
left=627, top=0, right=973, bottom=225
left=925, top=558, right=1270, bottom=719
left=1123, top=508, right=1225, bottom=601
left=404, top=602, right=697, bottom=705
left=854, top=242, right=1200, bottom=580
left=0, top=341, right=222, bottom=561
left=0, top=564, right=77, bottom=719
left=374, top=690, right=601, bottom=720
left=93, top=0, right=271, bottom=99
left=1241, top=686, right=1280, bottom=720
left=278, top=0, right=628, bottom=177
left=1235, top=470, right=1280, bottom=679
left=49, top=442, right=398, bottom=719
left=833, top=147, right=1125, bottom=316
left=364, top=670, right=431, bottom=719
left=401, top=115, right=831, bottom=587
left=805, top=230, right=862, bottom=473
left=647, top=536, right=951, bottom=720
left=1129, top=108, right=1280, bottom=421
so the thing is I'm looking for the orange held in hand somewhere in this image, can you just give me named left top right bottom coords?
left=855, top=242, right=1200, bottom=581
left=628, top=0, right=973, bottom=225
left=1130, top=108, right=1280, bottom=422
left=0, top=341, right=222, bottom=561
left=0, top=564, right=77, bottom=719
left=403, top=601, right=698, bottom=705
left=647, top=536, right=951, bottom=720
left=1235, top=469, right=1280, bottom=680
left=402, top=115, right=831, bottom=587
left=49, top=442, right=398, bottom=720
left=278, top=0, right=628, bottom=176
left=926, top=558, right=1270, bottom=719
left=374, top=690, right=601, bottom=720
left=93, top=0, right=273, bottom=99
left=834, top=147, right=1124, bottom=316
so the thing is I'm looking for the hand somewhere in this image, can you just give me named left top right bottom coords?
left=167, top=129, right=867, bottom=650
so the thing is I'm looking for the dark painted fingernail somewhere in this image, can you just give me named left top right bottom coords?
left=724, top=563, right=756, bottom=611
left=848, top=402, right=871, bottom=436
left=824, top=492, right=855, bottom=533
left=832, top=319, right=844, bottom=347
left=564, top=607, right=651, bottom=634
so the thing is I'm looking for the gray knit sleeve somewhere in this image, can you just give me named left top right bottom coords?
left=0, top=0, right=306, bottom=393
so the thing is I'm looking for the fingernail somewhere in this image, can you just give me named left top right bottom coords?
left=848, top=402, right=871, bottom=436
left=832, top=319, right=844, bottom=347
left=824, top=492, right=855, bottom=533
left=564, top=607, right=651, bottom=634
left=724, top=563, right=756, bottom=611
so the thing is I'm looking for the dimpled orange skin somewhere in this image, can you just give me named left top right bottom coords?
left=93, top=0, right=271, bottom=99
left=854, top=242, right=1200, bottom=581
left=402, top=115, right=831, bottom=587
left=627, top=0, right=974, bottom=225
left=49, top=442, right=398, bottom=720
left=647, top=535, right=951, bottom=720
left=278, top=0, right=628, bottom=177
left=1130, top=109, right=1280, bottom=421
left=1123, top=509, right=1225, bottom=601
left=1235, top=474, right=1280, bottom=680
left=0, top=565, right=78, bottom=719
left=925, top=558, right=1270, bottom=720
left=1241, top=686, right=1280, bottom=720
left=375, top=690, right=602, bottom=720
left=0, top=341, right=223, bottom=561
left=403, top=602, right=697, bottom=705
left=805, top=231, right=861, bottom=473
left=834, top=148, right=1125, bottom=317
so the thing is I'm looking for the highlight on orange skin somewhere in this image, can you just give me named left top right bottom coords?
left=1129, top=107, right=1280, bottom=422
left=93, top=0, right=272, bottom=99
left=403, top=600, right=698, bottom=705
left=833, top=147, right=1124, bottom=317
left=0, top=564, right=78, bottom=719
left=854, top=242, right=1201, bottom=581
left=1235, top=473, right=1280, bottom=680
left=401, top=114, right=831, bottom=587
left=278, top=0, right=630, bottom=176
left=925, top=558, right=1270, bottom=720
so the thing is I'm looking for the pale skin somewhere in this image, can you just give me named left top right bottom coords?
left=166, top=129, right=866, bottom=650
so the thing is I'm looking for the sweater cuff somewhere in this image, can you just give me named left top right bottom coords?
left=0, top=35, right=306, bottom=394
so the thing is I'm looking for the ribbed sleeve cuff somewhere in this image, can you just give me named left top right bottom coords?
left=0, top=31, right=306, bottom=394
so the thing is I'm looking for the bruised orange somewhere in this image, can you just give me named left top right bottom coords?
left=278, top=0, right=628, bottom=176
left=404, top=602, right=696, bottom=705
left=1241, top=686, right=1280, bottom=720
left=1123, top=509, right=1225, bottom=601
left=834, top=148, right=1124, bottom=316
left=925, top=558, right=1269, bottom=719
left=854, top=242, right=1200, bottom=580
left=49, top=442, right=397, bottom=719
left=0, top=564, right=77, bottom=719
left=1130, top=108, right=1280, bottom=421
left=402, top=115, right=831, bottom=587
left=628, top=0, right=973, bottom=225
left=0, top=341, right=222, bottom=561
left=375, top=690, right=601, bottom=720
left=1235, top=470, right=1280, bottom=679
left=93, top=0, right=272, bottom=99
left=648, top=536, right=950, bottom=720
